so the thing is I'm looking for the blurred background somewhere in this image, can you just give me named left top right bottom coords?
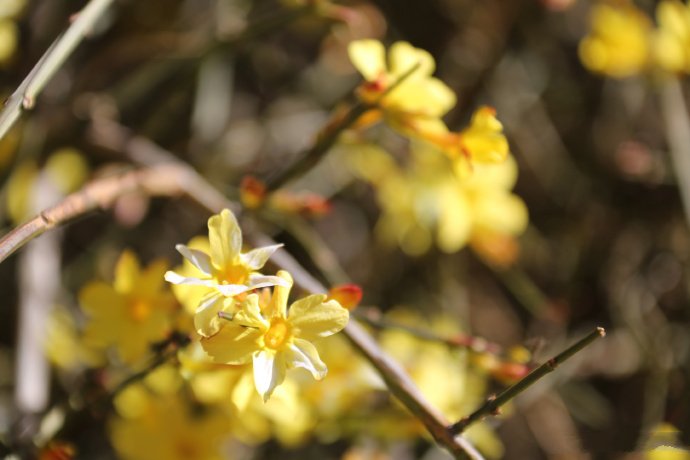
left=0, top=0, right=689, bottom=458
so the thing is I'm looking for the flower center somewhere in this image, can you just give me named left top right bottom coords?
left=264, top=318, right=291, bottom=350
left=214, top=263, right=249, bottom=285
left=128, top=298, right=151, bottom=323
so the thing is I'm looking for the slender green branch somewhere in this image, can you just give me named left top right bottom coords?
left=267, top=62, right=422, bottom=190
left=0, top=0, right=115, bottom=142
left=449, top=327, right=606, bottom=435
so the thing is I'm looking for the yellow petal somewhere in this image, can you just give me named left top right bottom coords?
left=208, top=209, right=242, bottom=269
left=347, top=39, right=386, bottom=81
left=286, top=338, right=327, bottom=380
left=472, top=192, right=529, bottom=236
left=460, top=106, right=509, bottom=163
left=388, top=41, right=434, bottom=78
left=114, top=250, right=141, bottom=295
left=288, top=296, right=349, bottom=340
left=201, top=323, right=261, bottom=365
left=266, top=271, right=293, bottom=319
left=253, top=349, right=286, bottom=401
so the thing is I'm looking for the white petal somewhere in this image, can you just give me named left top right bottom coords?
left=240, top=244, right=283, bottom=270
left=286, top=338, right=327, bottom=380
left=175, top=244, right=212, bottom=275
left=164, top=270, right=215, bottom=287
left=214, top=283, right=252, bottom=297
left=247, top=274, right=291, bottom=290
left=253, top=350, right=286, bottom=402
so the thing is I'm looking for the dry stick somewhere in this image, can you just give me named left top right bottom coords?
left=660, top=78, right=690, bottom=229
left=449, top=327, right=606, bottom=435
left=0, top=0, right=115, bottom=142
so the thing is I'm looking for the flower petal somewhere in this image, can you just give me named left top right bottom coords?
left=114, top=250, right=140, bottom=294
left=288, top=296, right=349, bottom=340
left=247, top=274, right=292, bottom=292
left=201, top=323, right=261, bottom=365
left=214, top=283, right=253, bottom=297
left=265, top=271, right=293, bottom=319
left=175, top=244, right=212, bottom=275
left=253, top=349, right=286, bottom=402
left=286, top=338, right=327, bottom=380
left=348, top=39, right=386, bottom=81
left=164, top=270, right=215, bottom=287
left=194, top=292, right=230, bottom=337
left=233, top=294, right=269, bottom=330
left=240, top=244, right=283, bottom=270
left=389, top=41, right=435, bottom=78
left=208, top=209, right=242, bottom=269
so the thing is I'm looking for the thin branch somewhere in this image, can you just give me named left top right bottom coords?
left=449, top=327, right=606, bottom=435
left=659, top=77, right=690, bottom=229
left=0, top=0, right=116, bottom=142
left=267, top=62, right=421, bottom=190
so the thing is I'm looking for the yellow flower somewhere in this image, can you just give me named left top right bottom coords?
left=165, top=209, right=288, bottom=337
left=653, top=0, right=690, bottom=74
left=201, top=270, right=349, bottom=401
left=424, top=106, right=510, bottom=171
left=110, top=390, right=230, bottom=460
left=579, top=1, right=652, bottom=78
left=348, top=142, right=527, bottom=256
left=79, top=251, right=175, bottom=364
left=347, top=39, right=456, bottom=139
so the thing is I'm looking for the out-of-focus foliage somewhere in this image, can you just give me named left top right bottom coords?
left=2, top=0, right=690, bottom=458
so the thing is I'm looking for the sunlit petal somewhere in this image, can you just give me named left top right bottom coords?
left=288, top=296, right=349, bottom=340
left=240, top=244, right=283, bottom=270
left=253, top=349, right=286, bottom=402
left=208, top=209, right=242, bottom=268
left=175, top=244, right=212, bottom=275
left=286, top=338, right=327, bottom=380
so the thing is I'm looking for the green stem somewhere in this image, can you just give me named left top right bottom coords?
left=449, top=327, right=606, bottom=435
left=0, top=0, right=116, bottom=142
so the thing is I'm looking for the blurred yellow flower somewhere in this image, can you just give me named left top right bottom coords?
left=80, top=250, right=175, bottom=364
left=110, top=390, right=230, bottom=460
left=165, top=209, right=287, bottom=337
left=424, top=106, right=511, bottom=172
left=579, top=1, right=651, bottom=78
left=348, top=143, right=527, bottom=256
left=645, top=423, right=690, bottom=459
left=347, top=39, right=456, bottom=139
left=653, top=0, right=690, bottom=74
left=201, top=270, right=349, bottom=401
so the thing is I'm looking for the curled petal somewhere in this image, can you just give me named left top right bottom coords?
left=164, top=270, right=216, bottom=287
left=253, top=349, right=286, bottom=402
left=194, top=292, right=229, bottom=337
left=247, top=273, right=292, bottom=291
left=233, top=295, right=269, bottom=330
left=175, top=244, right=212, bottom=275
left=208, top=209, right=242, bottom=269
left=240, top=244, right=283, bottom=270
left=286, top=338, right=327, bottom=380
left=288, top=296, right=349, bottom=341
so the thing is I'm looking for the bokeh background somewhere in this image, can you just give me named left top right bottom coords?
left=0, top=0, right=689, bottom=458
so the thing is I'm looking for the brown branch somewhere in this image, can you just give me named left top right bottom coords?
left=23, top=122, right=484, bottom=459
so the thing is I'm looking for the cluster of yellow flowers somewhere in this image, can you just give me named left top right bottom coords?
left=579, top=0, right=690, bottom=77
left=48, top=208, right=512, bottom=458
left=348, top=39, right=510, bottom=173
left=344, top=39, right=527, bottom=258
